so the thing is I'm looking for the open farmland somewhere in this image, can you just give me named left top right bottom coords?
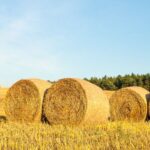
left=0, top=0, right=149, bottom=149
left=1, top=77, right=150, bottom=149
left=0, top=122, right=149, bottom=149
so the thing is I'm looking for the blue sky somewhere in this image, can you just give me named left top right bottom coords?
left=0, top=0, right=150, bottom=86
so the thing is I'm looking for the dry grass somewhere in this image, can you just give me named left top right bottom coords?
left=0, top=122, right=149, bottom=149
left=110, top=86, right=150, bottom=122
left=5, top=79, right=52, bottom=123
left=43, top=78, right=110, bottom=125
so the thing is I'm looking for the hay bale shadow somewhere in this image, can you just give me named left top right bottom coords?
left=146, top=93, right=150, bottom=121
left=0, top=116, right=7, bottom=123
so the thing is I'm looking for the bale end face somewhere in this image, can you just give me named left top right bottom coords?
left=5, top=80, right=41, bottom=123
left=110, top=87, right=148, bottom=122
left=43, top=79, right=87, bottom=125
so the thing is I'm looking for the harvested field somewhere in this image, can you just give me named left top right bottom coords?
left=0, top=122, right=149, bottom=149
left=5, top=79, right=52, bottom=123
left=43, top=78, right=110, bottom=125
left=110, top=86, right=150, bottom=122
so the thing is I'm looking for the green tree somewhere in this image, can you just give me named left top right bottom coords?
left=84, top=73, right=150, bottom=91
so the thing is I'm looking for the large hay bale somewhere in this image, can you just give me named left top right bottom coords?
left=110, top=86, right=149, bottom=122
left=0, top=88, right=8, bottom=121
left=5, top=79, right=52, bottom=123
left=104, top=90, right=115, bottom=100
left=43, top=78, right=110, bottom=125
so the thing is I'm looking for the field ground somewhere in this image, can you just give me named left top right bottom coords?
left=0, top=122, right=149, bottom=150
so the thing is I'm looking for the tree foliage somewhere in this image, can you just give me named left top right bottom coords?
left=84, top=73, right=150, bottom=91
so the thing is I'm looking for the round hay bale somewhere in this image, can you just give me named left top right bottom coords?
left=43, top=78, right=110, bottom=125
left=104, top=90, right=115, bottom=100
left=0, top=88, right=8, bottom=120
left=5, top=79, right=52, bottom=123
left=110, top=86, right=149, bottom=122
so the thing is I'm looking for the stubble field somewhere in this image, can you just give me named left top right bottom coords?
left=0, top=122, right=149, bottom=150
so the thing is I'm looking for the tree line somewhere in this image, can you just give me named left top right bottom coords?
left=84, top=73, right=150, bottom=91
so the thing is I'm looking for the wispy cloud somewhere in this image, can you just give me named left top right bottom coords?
left=0, top=9, right=63, bottom=86
left=0, top=1, right=83, bottom=86
left=7, top=19, right=28, bottom=40
left=0, top=14, right=35, bottom=43
left=0, top=47, right=62, bottom=72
